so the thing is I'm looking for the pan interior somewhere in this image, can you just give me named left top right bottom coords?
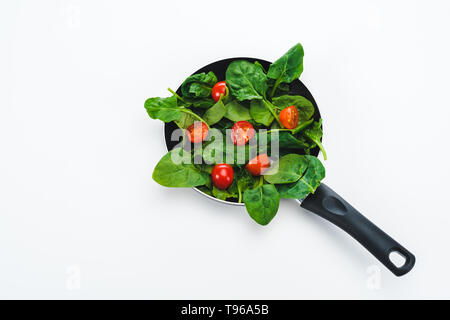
left=164, top=57, right=322, bottom=205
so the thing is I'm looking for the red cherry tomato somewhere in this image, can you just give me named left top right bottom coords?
left=279, top=105, right=299, bottom=129
left=211, top=81, right=227, bottom=102
left=230, top=121, right=255, bottom=146
left=211, top=164, right=234, bottom=190
left=245, top=154, right=271, bottom=176
left=186, top=122, right=208, bottom=143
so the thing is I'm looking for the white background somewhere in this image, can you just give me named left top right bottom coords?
left=1, top=0, right=449, bottom=299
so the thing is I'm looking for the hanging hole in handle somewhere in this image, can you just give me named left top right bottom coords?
left=389, top=250, right=407, bottom=268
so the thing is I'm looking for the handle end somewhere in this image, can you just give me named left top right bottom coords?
left=301, top=183, right=416, bottom=277
left=388, top=248, right=415, bottom=277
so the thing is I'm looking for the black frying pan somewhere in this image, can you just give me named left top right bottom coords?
left=164, top=58, right=415, bottom=277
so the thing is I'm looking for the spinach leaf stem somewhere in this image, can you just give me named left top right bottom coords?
left=269, top=78, right=282, bottom=98
left=168, top=88, right=185, bottom=102
left=263, top=99, right=283, bottom=127
left=180, top=109, right=209, bottom=128
left=306, top=136, right=327, bottom=160
left=266, top=128, right=291, bottom=134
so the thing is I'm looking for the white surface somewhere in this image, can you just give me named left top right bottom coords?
left=1, top=0, right=449, bottom=299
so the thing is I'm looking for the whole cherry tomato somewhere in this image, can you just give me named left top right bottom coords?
left=186, top=122, right=208, bottom=143
left=211, top=164, right=234, bottom=190
left=279, top=105, right=299, bottom=129
left=211, top=81, right=228, bottom=102
left=230, top=121, right=255, bottom=146
left=245, top=154, right=271, bottom=176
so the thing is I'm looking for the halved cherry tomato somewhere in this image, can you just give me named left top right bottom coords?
left=245, top=154, right=271, bottom=176
left=211, top=81, right=228, bottom=102
left=211, top=163, right=234, bottom=190
left=230, top=121, right=255, bottom=146
left=186, top=122, right=208, bottom=143
left=279, top=105, right=299, bottom=129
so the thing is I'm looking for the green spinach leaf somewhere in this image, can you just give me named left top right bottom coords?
left=201, top=132, right=267, bottom=166
left=264, top=154, right=308, bottom=184
left=267, top=43, right=304, bottom=96
left=250, top=100, right=274, bottom=126
left=183, top=97, right=216, bottom=109
left=152, top=148, right=209, bottom=187
left=177, top=112, right=195, bottom=129
left=226, top=60, right=267, bottom=101
left=291, top=118, right=314, bottom=135
left=181, top=72, right=217, bottom=99
left=268, top=131, right=310, bottom=149
left=243, top=184, right=280, bottom=225
left=254, top=60, right=267, bottom=73
left=145, top=95, right=181, bottom=123
left=271, top=95, right=314, bottom=122
left=195, top=163, right=214, bottom=189
left=224, top=100, right=252, bottom=121
left=303, top=119, right=327, bottom=160
left=203, top=99, right=226, bottom=126
left=277, top=155, right=325, bottom=199
left=268, top=80, right=290, bottom=97
left=214, top=117, right=235, bottom=133
left=235, top=168, right=257, bottom=203
left=212, top=186, right=237, bottom=201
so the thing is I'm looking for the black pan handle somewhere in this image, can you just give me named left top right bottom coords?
left=300, top=183, right=415, bottom=276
